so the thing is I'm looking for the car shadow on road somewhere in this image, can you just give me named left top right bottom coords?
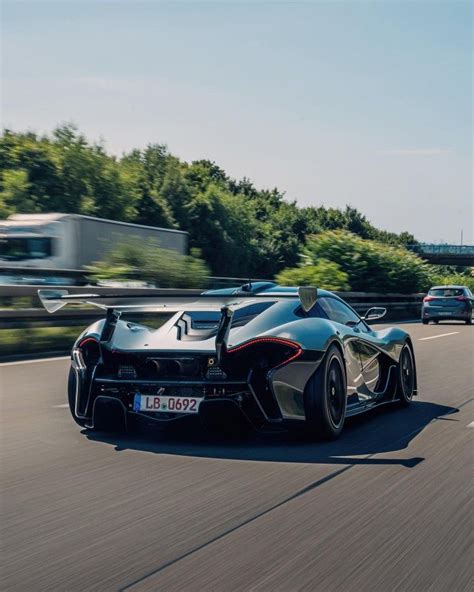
left=85, top=400, right=458, bottom=468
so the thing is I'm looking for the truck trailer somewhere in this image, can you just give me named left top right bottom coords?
left=0, top=213, right=188, bottom=272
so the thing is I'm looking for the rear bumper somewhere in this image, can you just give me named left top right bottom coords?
left=422, top=307, right=471, bottom=319
left=72, top=354, right=322, bottom=429
left=91, top=395, right=251, bottom=431
left=84, top=376, right=273, bottom=429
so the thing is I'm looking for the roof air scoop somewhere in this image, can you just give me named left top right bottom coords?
left=298, top=286, right=318, bottom=313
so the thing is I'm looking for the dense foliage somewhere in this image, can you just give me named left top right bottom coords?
left=1, top=125, right=418, bottom=277
left=3, top=125, right=471, bottom=292
left=428, top=271, right=474, bottom=292
left=87, top=241, right=209, bottom=288
left=276, top=231, right=472, bottom=293
left=276, top=258, right=350, bottom=292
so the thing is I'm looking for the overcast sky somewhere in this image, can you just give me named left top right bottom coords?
left=2, top=0, right=472, bottom=243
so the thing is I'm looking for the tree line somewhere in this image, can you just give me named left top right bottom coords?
left=0, top=125, right=417, bottom=279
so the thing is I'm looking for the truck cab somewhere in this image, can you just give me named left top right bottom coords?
left=0, top=214, right=70, bottom=268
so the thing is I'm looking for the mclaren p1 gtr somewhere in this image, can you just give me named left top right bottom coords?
left=39, top=282, right=417, bottom=439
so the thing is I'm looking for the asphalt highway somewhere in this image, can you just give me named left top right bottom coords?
left=1, top=322, right=473, bottom=592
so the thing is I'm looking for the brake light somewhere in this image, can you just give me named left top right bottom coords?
left=423, top=296, right=435, bottom=302
left=78, top=337, right=99, bottom=348
left=76, top=337, right=101, bottom=366
left=227, top=337, right=302, bottom=369
left=455, top=296, right=466, bottom=301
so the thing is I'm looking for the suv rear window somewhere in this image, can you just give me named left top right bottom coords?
left=428, top=288, right=464, bottom=297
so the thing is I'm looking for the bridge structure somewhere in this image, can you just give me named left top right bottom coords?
left=407, top=244, right=474, bottom=266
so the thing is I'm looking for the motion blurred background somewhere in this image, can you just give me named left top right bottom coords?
left=1, top=0, right=472, bottom=358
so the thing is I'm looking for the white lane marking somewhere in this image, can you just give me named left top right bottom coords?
left=52, top=404, right=69, bottom=408
left=467, top=422, right=474, bottom=428
left=0, top=356, right=69, bottom=367
left=418, top=332, right=459, bottom=341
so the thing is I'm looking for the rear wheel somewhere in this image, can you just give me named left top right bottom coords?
left=466, top=317, right=472, bottom=325
left=67, top=367, right=87, bottom=427
left=422, top=319, right=429, bottom=325
left=304, top=345, right=347, bottom=440
left=397, top=343, right=416, bottom=407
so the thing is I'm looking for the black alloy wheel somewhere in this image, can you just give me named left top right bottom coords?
left=304, top=344, right=347, bottom=439
left=397, top=344, right=415, bottom=406
left=327, top=357, right=345, bottom=428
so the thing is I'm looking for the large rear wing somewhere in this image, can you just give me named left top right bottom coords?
left=38, top=287, right=318, bottom=314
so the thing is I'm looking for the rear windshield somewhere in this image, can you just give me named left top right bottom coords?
left=428, top=288, right=464, bottom=297
left=187, top=301, right=275, bottom=329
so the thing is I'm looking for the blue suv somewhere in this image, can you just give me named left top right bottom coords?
left=422, top=285, right=473, bottom=325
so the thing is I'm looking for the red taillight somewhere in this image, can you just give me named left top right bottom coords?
left=227, top=337, right=302, bottom=369
left=455, top=296, right=466, bottom=301
left=423, top=296, right=434, bottom=302
left=77, top=337, right=100, bottom=366
left=78, top=337, right=99, bottom=348
left=227, top=337, right=300, bottom=353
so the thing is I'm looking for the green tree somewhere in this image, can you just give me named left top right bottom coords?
left=0, top=169, right=33, bottom=216
left=121, top=146, right=177, bottom=228
left=0, top=125, right=423, bottom=279
left=0, top=130, right=63, bottom=213
left=53, top=125, right=136, bottom=219
left=184, top=183, right=260, bottom=276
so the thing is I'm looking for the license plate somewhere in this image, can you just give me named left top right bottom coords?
left=438, top=312, right=451, bottom=315
left=133, top=394, right=202, bottom=414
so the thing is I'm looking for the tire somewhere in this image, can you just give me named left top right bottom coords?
left=422, top=319, right=429, bottom=325
left=433, top=319, right=439, bottom=324
left=67, top=367, right=87, bottom=427
left=466, top=317, right=472, bottom=325
left=396, top=343, right=416, bottom=407
left=304, top=344, right=347, bottom=440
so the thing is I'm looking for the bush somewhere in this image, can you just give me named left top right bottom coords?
left=87, top=241, right=209, bottom=288
left=276, top=259, right=350, bottom=291
left=277, top=230, right=434, bottom=293
left=428, top=271, right=474, bottom=292
left=0, top=327, right=83, bottom=357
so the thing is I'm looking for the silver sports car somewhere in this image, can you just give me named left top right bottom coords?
left=39, top=282, right=417, bottom=439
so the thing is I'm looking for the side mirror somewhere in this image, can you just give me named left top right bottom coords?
left=363, top=307, right=387, bottom=322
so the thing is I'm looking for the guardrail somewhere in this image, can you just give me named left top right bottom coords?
left=0, top=266, right=271, bottom=289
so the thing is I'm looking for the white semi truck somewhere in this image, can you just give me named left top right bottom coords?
left=0, top=213, right=188, bottom=271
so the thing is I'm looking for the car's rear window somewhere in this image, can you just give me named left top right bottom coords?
left=187, top=301, right=275, bottom=329
left=428, top=288, right=464, bottom=297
